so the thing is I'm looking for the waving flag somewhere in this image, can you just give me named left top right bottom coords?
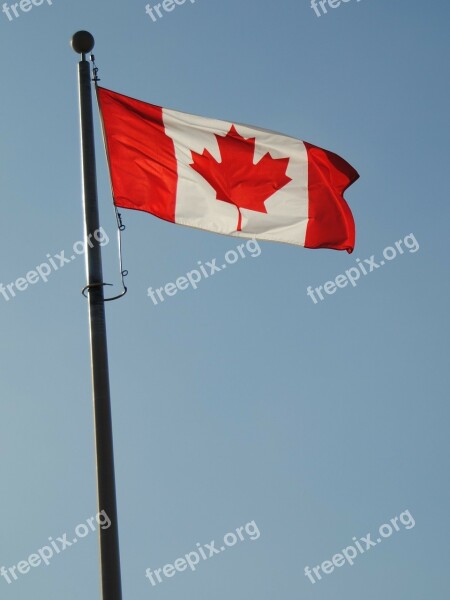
left=97, top=86, right=359, bottom=252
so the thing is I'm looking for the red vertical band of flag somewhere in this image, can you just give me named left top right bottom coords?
left=97, top=87, right=178, bottom=222
left=304, top=142, right=358, bottom=253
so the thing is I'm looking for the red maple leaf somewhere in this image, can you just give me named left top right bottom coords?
left=190, top=125, right=292, bottom=231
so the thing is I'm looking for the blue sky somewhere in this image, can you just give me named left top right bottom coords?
left=0, top=0, right=449, bottom=598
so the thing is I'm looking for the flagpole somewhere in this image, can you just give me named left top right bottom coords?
left=71, top=31, right=123, bottom=600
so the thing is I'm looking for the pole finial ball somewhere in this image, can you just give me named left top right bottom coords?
left=71, top=31, right=95, bottom=54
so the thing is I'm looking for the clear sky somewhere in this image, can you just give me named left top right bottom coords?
left=1, top=0, right=449, bottom=598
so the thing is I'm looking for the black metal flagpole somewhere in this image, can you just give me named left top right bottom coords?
left=71, top=31, right=123, bottom=600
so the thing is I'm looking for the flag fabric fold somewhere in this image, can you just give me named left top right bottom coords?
left=97, top=86, right=359, bottom=252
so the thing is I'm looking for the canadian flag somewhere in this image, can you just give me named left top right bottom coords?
left=97, top=86, right=359, bottom=252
